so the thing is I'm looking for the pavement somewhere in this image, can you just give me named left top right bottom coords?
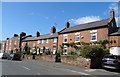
left=1, top=59, right=120, bottom=75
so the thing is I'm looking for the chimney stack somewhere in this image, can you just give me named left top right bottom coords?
left=20, top=32, right=26, bottom=37
left=110, top=9, right=115, bottom=18
left=6, top=38, right=9, bottom=40
left=66, top=22, right=70, bottom=28
left=14, top=34, right=18, bottom=37
left=36, top=32, right=40, bottom=37
left=51, top=26, right=56, bottom=33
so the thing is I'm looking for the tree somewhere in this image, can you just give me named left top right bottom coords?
left=23, top=43, right=31, bottom=55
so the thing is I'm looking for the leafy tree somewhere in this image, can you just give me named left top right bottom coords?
left=23, top=43, right=31, bottom=55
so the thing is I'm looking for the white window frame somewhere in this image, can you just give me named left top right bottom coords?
left=42, top=40, right=44, bottom=44
left=63, top=45, right=68, bottom=55
left=63, top=34, right=68, bottom=43
left=90, top=30, right=97, bottom=41
left=38, top=40, right=41, bottom=44
left=75, top=33, right=80, bottom=42
left=33, top=43, right=36, bottom=47
left=46, top=39, right=48, bottom=43
left=53, top=38, right=57, bottom=43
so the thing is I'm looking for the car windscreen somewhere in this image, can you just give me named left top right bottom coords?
left=104, top=56, right=117, bottom=59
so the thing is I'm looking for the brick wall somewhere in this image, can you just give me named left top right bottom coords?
left=58, top=28, right=108, bottom=51
left=6, top=39, right=20, bottom=52
left=109, top=36, right=120, bottom=47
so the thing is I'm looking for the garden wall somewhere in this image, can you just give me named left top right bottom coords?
left=23, top=55, right=91, bottom=68
left=61, top=56, right=91, bottom=68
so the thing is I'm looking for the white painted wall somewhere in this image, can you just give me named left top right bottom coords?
left=110, top=47, right=120, bottom=55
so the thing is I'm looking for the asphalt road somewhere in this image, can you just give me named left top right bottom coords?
left=1, top=59, right=120, bottom=75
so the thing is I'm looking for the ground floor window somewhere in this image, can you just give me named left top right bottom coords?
left=63, top=45, right=67, bottom=55
left=53, top=46, right=57, bottom=54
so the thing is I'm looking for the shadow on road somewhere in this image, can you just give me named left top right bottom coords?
left=104, top=68, right=120, bottom=73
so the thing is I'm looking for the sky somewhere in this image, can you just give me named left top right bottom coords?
left=1, top=2, right=119, bottom=40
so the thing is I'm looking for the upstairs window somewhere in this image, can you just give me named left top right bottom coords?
left=42, top=40, right=44, bottom=44
left=75, top=33, right=80, bottom=42
left=38, top=40, right=41, bottom=44
left=63, top=35, right=68, bottom=43
left=46, top=39, right=48, bottom=43
left=90, top=30, right=97, bottom=41
left=53, top=38, right=57, bottom=43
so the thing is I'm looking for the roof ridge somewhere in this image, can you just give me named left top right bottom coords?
left=69, top=18, right=110, bottom=29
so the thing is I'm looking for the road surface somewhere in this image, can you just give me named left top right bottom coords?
left=1, top=59, right=120, bottom=76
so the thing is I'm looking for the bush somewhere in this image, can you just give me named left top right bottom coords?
left=55, top=52, right=61, bottom=62
left=80, top=45, right=105, bottom=59
left=68, top=51, right=76, bottom=55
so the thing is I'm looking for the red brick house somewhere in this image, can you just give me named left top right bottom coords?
left=22, top=26, right=58, bottom=54
left=4, top=34, right=20, bottom=53
left=0, top=41, right=6, bottom=53
left=58, top=10, right=120, bottom=54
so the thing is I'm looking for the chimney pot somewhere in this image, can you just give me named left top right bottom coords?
left=14, top=34, right=18, bottom=37
left=36, top=32, right=40, bottom=37
left=66, top=22, right=70, bottom=28
left=110, top=9, right=114, bottom=18
left=20, top=32, right=26, bottom=37
left=51, top=26, right=56, bottom=33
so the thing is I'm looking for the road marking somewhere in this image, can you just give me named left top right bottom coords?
left=38, top=63, right=90, bottom=75
left=85, top=69, right=96, bottom=72
left=66, top=69, right=90, bottom=75
left=22, top=66, right=31, bottom=70
left=12, top=61, right=22, bottom=62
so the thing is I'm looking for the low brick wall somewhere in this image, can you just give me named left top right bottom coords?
left=23, top=55, right=91, bottom=68
left=35, top=55, right=56, bottom=62
left=23, top=55, right=33, bottom=60
left=61, top=56, right=91, bottom=68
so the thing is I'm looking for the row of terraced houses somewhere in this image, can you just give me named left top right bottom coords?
left=0, top=10, right=120, bottom=55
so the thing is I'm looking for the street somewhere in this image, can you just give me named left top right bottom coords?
left=1, top=59, right=120, bottom=76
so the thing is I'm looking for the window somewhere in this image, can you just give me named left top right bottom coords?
left=75, top=33, right=80, bottom=42
left=33, top=43, right=36, bottom=47
left=90, top=30, right=97, bottom=41
left=42, top=40, right=44, bottom=44
left=14, top=40, right=16, bottom=45
left=63, top=45, right=67, bottom=55
left=63, top=35, right=68, bottom=43
left=53, top=38, right=57, bottom=43
left=46, top=39, right=48, bottom=43
left=38, top=40, right=40, bottom=44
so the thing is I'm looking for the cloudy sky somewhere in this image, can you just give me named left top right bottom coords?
left=1, top=2, right=119, bottom=40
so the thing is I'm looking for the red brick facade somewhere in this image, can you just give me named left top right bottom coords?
left=1, top=10, right=120, bottom=54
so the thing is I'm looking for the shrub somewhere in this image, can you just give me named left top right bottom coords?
left=23, top=43, right=31, bottom=55
left=68, top=51, right=76, bottom=55
left=10, top=50, right=13, bottom=54
left=80, top=45, right=105, bottom=59
left=55, top=52, right=61, bottom=62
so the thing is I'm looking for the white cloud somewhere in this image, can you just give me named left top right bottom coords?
left=109, top=3, right=118, bottom=14
left=69, top=16, right=100, bottom=25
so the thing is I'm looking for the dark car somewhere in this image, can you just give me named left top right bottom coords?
left=102, top=55, right=120, bottom=70
left=11, top=53, right=21, bottom=60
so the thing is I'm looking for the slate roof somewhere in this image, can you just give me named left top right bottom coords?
left=9, top=37, right=20, bottom=40
left=22, top=32, right=58, bottom=41
left=109, top=27, right=120, bottom=36
left=59, top=18, right=110, bottom=34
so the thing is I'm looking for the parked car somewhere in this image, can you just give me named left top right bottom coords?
left=10, top=54, right=14, bottom=59
left=102, top=55, right=120, bottom=70
left=11, top=53, right=21, bottom=60
left=0, top=53, right=11, bottom=60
